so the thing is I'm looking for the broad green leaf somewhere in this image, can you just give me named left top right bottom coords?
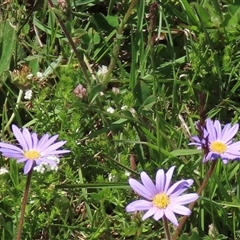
left=0, top=21, right=16, bottom=82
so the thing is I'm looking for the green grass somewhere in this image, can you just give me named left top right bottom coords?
left=0, top=0, right=240, bottom=239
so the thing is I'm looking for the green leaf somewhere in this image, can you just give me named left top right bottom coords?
left=106, top=15, right=119, bottom=27
left=0, top=21, right=16, bottom=82
left=170, top=149, right=202, bottom=156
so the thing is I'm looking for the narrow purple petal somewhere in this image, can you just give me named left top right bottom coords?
left=190, top=136, right=201, bottom=143
left=221, top=123, right=232, bottom=140
left=22, top=128, right=33, bottom=149
left=168, top=204, right=191, bottom=216
left=221, top=151, right=240, bottom=159
left=41, top=149, right=70, bottom=156
left=156, top=169, right=165, bottom=192
left=0, top=151, right=24, bottom=159
left=37, top=135, right=59, bottom=151
left=140, top=172, right=158, bottom=195
left=129, top=178, right=154, bottom=200
left=153, top=209, right=164, bottom=220
left=206, top=119, right=216, bottom=141
left=203, top=152, right=215, bottom=162
left=167, top=180, right=192, bottom=197
left=213, top=120, right=222, bottom=139
left=227, top=142, right=240, bottom=150
left=40, top=141, right=67, bottom=154
left=142, top=207, right=158, bottom=220
left=164, top=166, right=175, bottom=192
left=16, top=158, right=27, bottom=163
left=12, top=125, right=29, bottom=150
left=37, top=134, right=50, bottom=150
left=172, top=193, right=198, bottom=205
left=221, top=124, right=239, bottom=143
left=32, top=133, right=39, bottom=149
left=188, top=142, right=202, bottom=147
left=35, top=158, right=57, bottom=166
left=126, top=200, right=153, bottom=212
left=164, top=208, right=179, bottom=226
left=0, top=142, right=23, bottom=153
left=23, top=160, right=34, bottom=174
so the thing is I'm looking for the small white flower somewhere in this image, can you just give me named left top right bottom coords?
left=112, top=87, right=120, bottom=94
left=24, top=89, right=33, bottom=100
left=33, top=155, right=60, bottom=173
left=33, top=163, right=46, bottom=173
left=47, top=155, right=60, bottom=164
left=107, top=107, right=115, bottom=113
left=100, top=91, right=105, bottom=96
left=36, top=72, right=43, bottom=78
left=26, top=73, right=33, bottom=80
left=0, top=167, right=9, bottom=175
left=124, top=170, right=131, bottom=177
left=97, top=65, right=108, bottom=77
left=108, top=173, right=118, bottom=182
left=121, top=105, right=128, bottom=110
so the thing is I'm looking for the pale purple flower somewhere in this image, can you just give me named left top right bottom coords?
left=126, top=166, right=198, bottom=226
left=0, top=125, right=70, bottom=174
left=189, top=119, right=240, bottom=163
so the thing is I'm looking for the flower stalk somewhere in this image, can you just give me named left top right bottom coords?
left=163, top=216, right=172, bottom=240
left=172, top=161, right=217, bottom=240
left=16, top=169, right=33, bottom=240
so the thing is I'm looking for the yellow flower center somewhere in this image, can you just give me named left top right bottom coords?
left=24, top=150, right=41, bottom=160
left=210, top=141, right=227, bottom=154
left=152, top=193, right=170, bottom=209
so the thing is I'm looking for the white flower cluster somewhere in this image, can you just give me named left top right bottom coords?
left=107, top=107, right=115, bottom=113
left=33, top=155, right=60, bottom=173
left=24, top=89, right=33, bottom=100
left=0, top=167, right=9, bottom=175
left=96, top=65, right=108, bottom=77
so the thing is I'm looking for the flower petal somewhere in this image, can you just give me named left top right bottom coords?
left=16, top=158, right=27, bottom=163
left=156, top=169, right=165, bottom=192
left=40, top=141, right=67, bottom=155
left=37, top=134, right=59, bottom=151
left=164, top=166, right=175, bottom=192
left=213, top=120, right=222, bottom=139
left=222, top=124, right=238, bottom=143
left=22, top=128, right=33, bottom=149
left=142, top=207, right=158, bottom=220
left=153, top=209, right=164, bottom=221
left=167, top=179, right=192, bottom=197
left=172, top=193, right=198, bottom=205
left=37, top=134, right=50, bottom=150
left=129, top=178, right=154, bottom=200
left=164, top=208, right=179, bottom=226
left=168, top=204, right=191, bottom=216
left=206, top=119, right=216, bottom=141
left=0, top=142, right=23, bottom=153
left=141, top=172, right=157, bottom=195
left=32, top=133, right=39, bottom=149
left=126, top=200, right=153, bottom=212
left=12, top=125, right=29, bottom=150
left=23, top=160, right=34, bottom=174
left=41, top=149, right=70, bottom=156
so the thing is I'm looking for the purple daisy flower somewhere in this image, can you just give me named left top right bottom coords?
left=189, top=119, right=240, bottom=163
left=126, top=166, right=198, bottom=226
left=0, top=125, right=70, bottom=174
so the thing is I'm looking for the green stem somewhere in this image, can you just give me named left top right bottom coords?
left=16, top=169, right=33, bottom=240
left=103, top=0, right=138, bottom=83
left=4, top=89, right=23, bottom=132
left=172, top=161, right=217, bottom=240
left=47, top=0, right=90, bottom=83
left=163, top=216, right=172, bottom=240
